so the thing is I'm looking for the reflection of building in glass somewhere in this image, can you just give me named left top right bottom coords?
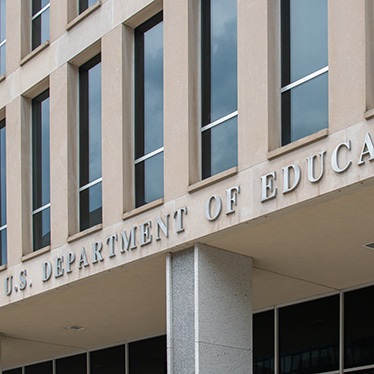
left=0, top=0, right=373, bottom=373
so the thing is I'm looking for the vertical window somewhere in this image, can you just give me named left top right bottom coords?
left=279, top=295, right=339, bottom=374
left=129, top=335, right=167, bottom=373
left=281, top=0, right=328, bottom=145
left=31, top=0, right=50, bottom=51
left=345, top=286, right=374, bottom=370
left=253, top=310, right=275, bottom=374
left=0, top=0, right=6, bottom=76
left=56, top=353, right=87, bottom=374
left=135, top=13, right=164, bottom=208
left=90, top=345, right=125, bottom=374
left=201, top=0, right=237, bottom=179
left=0, top=119, right=6, bottom=265
left=32, top=90, right=50, bottom=251
left=79, top=54, right=102, bottom=231
left=25, top=361, right=52, bottom=374
left=79, top=0, right=96, bottom=14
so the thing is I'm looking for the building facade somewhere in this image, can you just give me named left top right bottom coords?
left=0, top=0, right=373, bottom=373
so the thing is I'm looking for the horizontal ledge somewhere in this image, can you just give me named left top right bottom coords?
left=20, top=41, right=50, bottom=67
left=365, top=108, right=374, bottom=120
left=22, top=245, right=51, bottom=263
left=268, top=129, right=329, bottom=160
left=122, top=198, right=164, bottom=221
left=67, top=223, right=103, bottom=243
left=188, top=167, right=238, bottom=193
left=66, top=1, right=102, bottom=31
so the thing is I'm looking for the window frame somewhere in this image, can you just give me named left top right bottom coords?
left=31, top=0, right=50, bottom=51
left=0, top=0, right=6, bottom=76
left=134, top=12, right=164, bottom=208
left=280, top=0, right=329, bottom=146
left=31, top=89, right=50, bottom=251
left=200, top=0, right=238, bottom=180
left=78, top=0, right=97, bottom=15
left=78, top=53, right=102, bottom=232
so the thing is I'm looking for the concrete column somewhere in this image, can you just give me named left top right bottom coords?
left=50, top=63, right=79, bottom=245
left=167, top=244, right=253, bottom=374
left=6, top=97, right=32, bottom=263
left=50, top=0, right=69, bottom=43
left=6, top=0, right=22, bottom=75
left=163, top=0, right=199, bottom=193
left=102, top=24, right=133, bottom=224
left=329, top=0, right=366, bottom=132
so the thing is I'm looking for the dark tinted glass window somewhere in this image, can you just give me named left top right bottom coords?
left=279, top=295, right=339, bottom=374
left=25, top=360, right=53, bottom=374
left=4, top=369, right=22, bottom=374
left=79, top=54, right=102, bottom=231
left=79, top=0, right=96, bottom=14
left=253, top=310, right=275, bottom=374
left=31, top=0, right=50, bottom=50
left=201, top=0, right=237, bottom=179
left=135, top=13, right=164, bottom=208
left=56, top=353, right=87, bottom=374
left=345, top=286, right=374, bottom=369
left=0, top=0, right=6, bottom=75
left=32, top=90, right=50, bottom=251
left=281, top=0, right=328, bottom=145
left=90, top=345, right=125, bottom=374
left=129, top=335, right=166, bottom=374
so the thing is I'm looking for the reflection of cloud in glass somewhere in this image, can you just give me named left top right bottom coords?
left=41, top=8, right=50, bottom=44
left=210, top=0, right=237, bottom=121
left=144, top=21, right=163, bottom=154
left=290, top=0, right=327, bottom=82
left=209, top=116, right=237, bottom=175
left=144, top=153, right=164, bottom=203
left=41, top=98, right=50, bottom=206
left=1, top=0, right=6, bottom=42
left=88, top=63, right=102, bottom=183
left=88, top=182, right=102, bottom=213
left=290, top=73, right=328, bottom=142
left=1, top=229, right=6, bottom=264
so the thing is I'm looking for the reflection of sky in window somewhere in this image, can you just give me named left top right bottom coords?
left=289, top=0, right=327, bottom=82
left=41, top=7, right=50, bottom=44
left=33, top=207, right=50, bottom=249
left=0, top=0, right=6, bottom=42
left=204, top=116, right=237, bottom=175
left=88, top=182, right=102, bottom=215
left=143, top=153, right=163, bottom=203
left=0, top=229, right=6, bottom=264
left=32, top=0, right=50, bottom=16
left=144, top=21, right=163, bottom=154
left=88, top=62, right=102, bottom=183
left=0, top=45, right=5, bottom=76
left=288, top=72, right=328, bottom=142
left=210, top=0, right=237, bottom=121
left=0, top=124, right=5, bottom=226
left=41, top=207, right=50, bottom=239
left=40, top=97, right=50, bottom=207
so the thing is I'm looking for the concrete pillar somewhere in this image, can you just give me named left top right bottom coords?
left=6, top=97, right=32, bottom=263
left=167, top=244, right=253, bottom=374
left=50, top=63, right=79, bottom=245
left=101, top=24, right=133, bottom=224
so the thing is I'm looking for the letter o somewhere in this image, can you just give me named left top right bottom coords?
left=205, top=195, right=222, bottom=221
